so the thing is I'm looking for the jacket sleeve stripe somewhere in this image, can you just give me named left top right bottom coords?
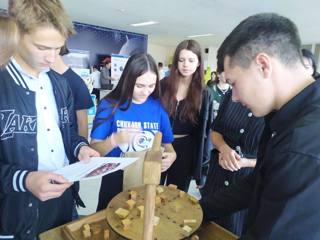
left=74, top=142, right=88, bottom=158
left=0, top=235, right=15, bottom=239
left=13, top=170, right=20, bottom=192
left=12, top=170, right=28, bottom=192
left=19, top=170, right=28, bottom=192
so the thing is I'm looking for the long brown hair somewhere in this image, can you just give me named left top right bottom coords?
left=92, top=53, right=160, bottom=133
left=0, top=15, right=19, bottom=67
left=161, top=39, right=204, bottom=124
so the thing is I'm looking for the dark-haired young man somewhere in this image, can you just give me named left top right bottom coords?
left=51, top=46, right=94, bottom=139
left=201, top=13, right=320, bottom=239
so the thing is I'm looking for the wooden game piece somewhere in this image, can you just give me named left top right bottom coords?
left=156, top=186, right=164, bottom=194
left=179, top=190, right=185, bottom=197
left=160, top=195, right=167, bottom=204
left=126, top=199, right=136, bottom=210
left=121, top=218, right=132, bottom=230
left=137, top=205, right=144, bottom=218
left=168, top=184, right=178, bottom=190
left=115, top=208, right=129, bottom=219
left=155, top=196, right=161, bottom=206
left=183, top=219, right=197, bottom=225
left=90, top=223, right=101, bottom=235
left=170, top=201, right=182, bottom=213
left=182, top=225, right=192, bottom=234
left=153, top=216, right=160, bottom=226
left=103, top=229, right=110, bottom=240
left=82, top=228, right=91, bottom=238
left=130, top=190, right=137, bottom=201
left=82, top=224, right=90, bottom=231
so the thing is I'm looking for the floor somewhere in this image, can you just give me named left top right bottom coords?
left=77, top=179, right=201, bottom=216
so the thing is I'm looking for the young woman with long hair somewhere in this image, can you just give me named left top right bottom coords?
left=161, top=39, right=213, bottom=192
left=90, top=53, right=176, bottom=210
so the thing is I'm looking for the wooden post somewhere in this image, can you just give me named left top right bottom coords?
left=142, top=132, right=162, bottom=240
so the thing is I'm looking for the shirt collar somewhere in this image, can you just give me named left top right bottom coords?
left=10, top=57, right=50, bottom=79
left=269, top=80, right=320, bottom=132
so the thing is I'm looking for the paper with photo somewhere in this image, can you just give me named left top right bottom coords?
left=54, top=157, right=139, bottom=182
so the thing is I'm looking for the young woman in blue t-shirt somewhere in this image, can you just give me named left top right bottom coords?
left=90, top=53, right=176, bottom=210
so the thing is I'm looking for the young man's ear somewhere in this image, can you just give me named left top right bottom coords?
left=255, top=53, right=272, bottom=78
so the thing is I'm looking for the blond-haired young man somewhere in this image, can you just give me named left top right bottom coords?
left=0, top=1, right=99, bottom=239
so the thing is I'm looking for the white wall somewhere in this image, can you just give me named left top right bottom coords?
left=302, top=42, right=320, bottom=69
left=148, top=43, right=175, bottom=66
left=203, top=46, right=219, bottom=72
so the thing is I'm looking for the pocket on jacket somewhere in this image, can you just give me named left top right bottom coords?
left=0, top=193, right=35, bottom=235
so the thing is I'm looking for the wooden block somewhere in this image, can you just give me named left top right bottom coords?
left=155, top=196, right=161, bottom=206
left=188, top=196, right=199, bottom=204
left=153, top=216, right=160, bottom=226
left=170, top=202, right=182, bottom=213
left=156, top=186, right=164, bottom=194
left=129, top=190, right=137, bottom=201
left=143, top=150, right=162, bottom=185
left=183, top=219, right=197, bottom=225
left=126, top=199, right=136, bottom=210
left=121, top=218, right=132, bottom=230
left=182, top=225, right=192, bottom=233
left=179, top=190, right=185, bottom=197
left=137, top=205, right=144, bottom=218
left=82, top=223, right=90, bottom=231
left=115, top=208, right=129, bottom=219
left=90, top=223, right=101, bottom=235
left=82, top=229, right=91, bottom=238
left=160, top=195, right=167, bottom=204
left=103, top=229, right=110, bottom=240
left=168, top=184, right=178, bottom=190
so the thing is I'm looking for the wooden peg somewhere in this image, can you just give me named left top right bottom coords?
left=142, top=132, right=162, bottom=240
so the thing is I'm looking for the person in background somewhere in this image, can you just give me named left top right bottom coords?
left=0, top=0, right=99, bottom=239
left=158, top=61, right=165, bottom=80
left=200, top=13, right=320, bottom=239
left=90, top=53, right=176, bottom=210
left=165, top=63, right=172, bottom=77
left=51, top=45, right=94, bottom=139
left=91, top=65, right=101, bottom=102
left=201, top=60, right=264, bottom=235
left=161, top=39, right=214, bottom=192
left=100, top=58, right=114, bottom=89
left=0, top=14, right=19, bottom=67
left=301, top=48, right=320, bottom=79
left=207, top=69, right=231, bottom=119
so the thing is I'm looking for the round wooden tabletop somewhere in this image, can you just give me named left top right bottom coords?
left=106, top=185, right=203, bottom=240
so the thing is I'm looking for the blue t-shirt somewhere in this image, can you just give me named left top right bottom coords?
left=90, top=97, right=174, bottom=157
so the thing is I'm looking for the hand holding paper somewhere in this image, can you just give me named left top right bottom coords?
left=77, top=145, right=100, bottom=161
left=26, top=171, right=72, bottom=201
left=54, top=157, right=138, bottom=182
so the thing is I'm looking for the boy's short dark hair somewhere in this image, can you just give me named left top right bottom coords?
left=218, top=13, right=302, bottom=69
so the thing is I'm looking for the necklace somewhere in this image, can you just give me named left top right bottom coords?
left=218, top=85, right=229, bottom=94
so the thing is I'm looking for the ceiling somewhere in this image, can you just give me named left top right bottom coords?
left=1, top=0, right=319, bottom=48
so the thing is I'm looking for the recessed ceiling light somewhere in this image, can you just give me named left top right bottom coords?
left=187, top=33, right=214, bottom=38
left=130, top=21, right=159, bottom=27
left=116, top=8, right=125, bottom=13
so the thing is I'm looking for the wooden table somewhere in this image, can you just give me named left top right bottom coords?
left=39, top=213, right=237, bottom=240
